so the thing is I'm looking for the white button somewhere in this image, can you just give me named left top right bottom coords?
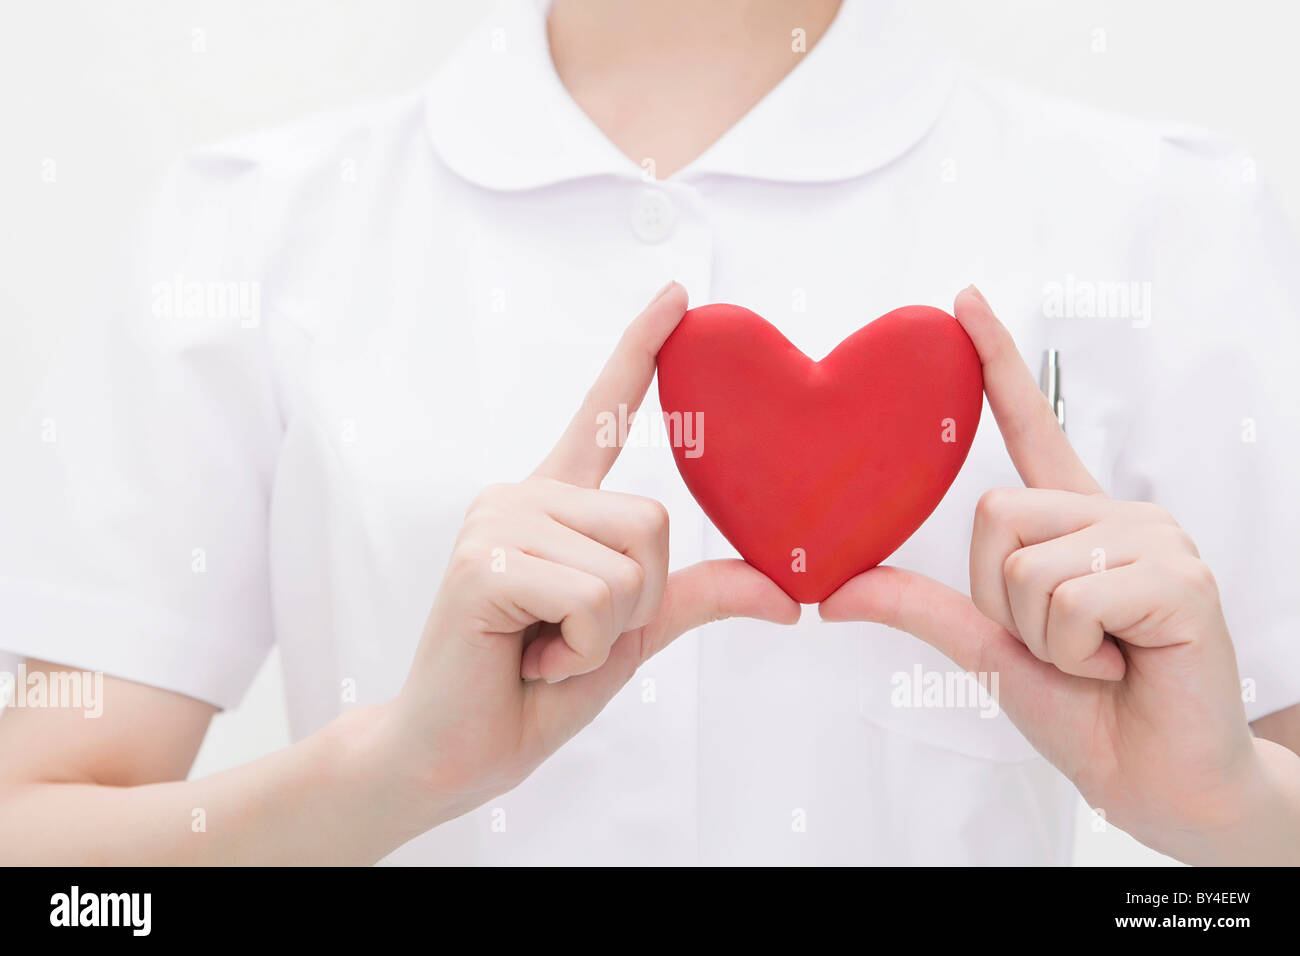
left=630, top=189, right=676, bottom=244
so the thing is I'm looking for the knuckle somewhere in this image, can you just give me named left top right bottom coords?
left=458, top=508, right=494, bottom=537
left=1002, top=548, right=1034, bottom=591
left=1176, top=556, right=1219, bottom=599
left=578, top=573, right=615, bottom=619
left=975, top=487, right=1019, bottom=530
left=611, top=555, right=646, bottom=601
left=446, top=542, right=489, bottom=584
left=1050, top=578, right=1089, bottom=621
left=468, top=482, right=516, bottom=516
left=1161, top=523, right=1200, bottom=557
left=1129, top=500, right=1175, bottom=526
left=630, top=496, right=670, bottom=538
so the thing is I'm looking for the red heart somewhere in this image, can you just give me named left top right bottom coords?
left=656, top=304, right=983, bottom=604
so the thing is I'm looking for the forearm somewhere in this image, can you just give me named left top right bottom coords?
left=0, top=704, right=445, bottom=865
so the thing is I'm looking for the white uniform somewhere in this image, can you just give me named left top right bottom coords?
left=3, top=0, right=1298, bottom=864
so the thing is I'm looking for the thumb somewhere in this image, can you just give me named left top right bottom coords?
left=642, top=559, right=802, bottom=659
left=819, top=566, right=1053, bottom=690
left=535, top=560, right=800, bottom=741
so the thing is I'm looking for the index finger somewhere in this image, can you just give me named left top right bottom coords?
left=954, top=286, right=1102, bottom=494
left=532, top=281, right=688, bottom=488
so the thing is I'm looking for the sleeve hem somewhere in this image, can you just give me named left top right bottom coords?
left=0, top=576, right=271, bottom=711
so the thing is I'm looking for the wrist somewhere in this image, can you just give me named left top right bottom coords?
left=318, top=700, right=461, bottom=858
left=1231, top=737, right=1300, bottom=864
left=1154, top=738, right=1300, bottom=865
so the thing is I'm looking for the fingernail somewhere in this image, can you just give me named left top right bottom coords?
left=545, top=676, right=567, bottom=685
left=648, top=279, right=678, bottom=305
left=966, top=284, right=989, bottom=307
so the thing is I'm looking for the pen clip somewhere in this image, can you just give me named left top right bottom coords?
left=1040, top=348, right=1066, bottom=432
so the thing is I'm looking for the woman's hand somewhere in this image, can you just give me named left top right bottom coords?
left=820, top=286, right=1300, bottom=863
left=375, top=282, right=800, bottom=832
left=0, top=283, right=798, bottom=866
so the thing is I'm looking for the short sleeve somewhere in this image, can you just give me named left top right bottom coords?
left=1110, top=129, right=1300, bottom=721
left=0, top=152, right=282, bottom=709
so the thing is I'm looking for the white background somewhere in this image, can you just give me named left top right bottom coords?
left=5, top=0, right=1299, bottom=866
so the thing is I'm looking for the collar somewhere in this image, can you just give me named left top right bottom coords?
left=425, top=0, right=955, bottom=190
